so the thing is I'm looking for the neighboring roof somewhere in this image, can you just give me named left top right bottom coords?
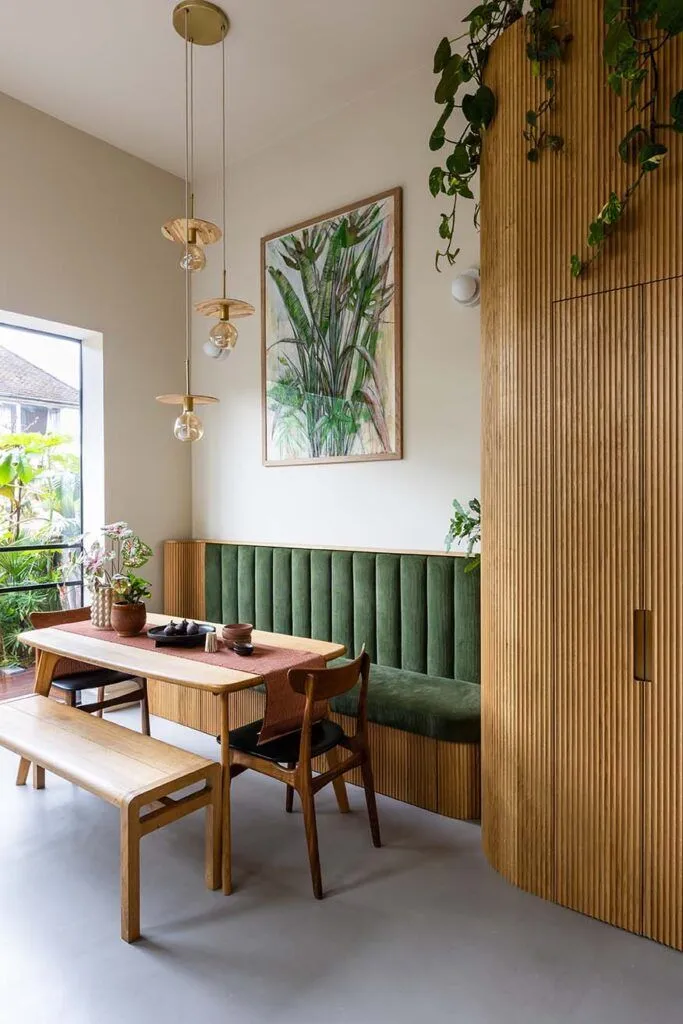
left=0, top=345, right=79, bottom=407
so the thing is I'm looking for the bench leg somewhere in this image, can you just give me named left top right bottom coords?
left=120, top=803, right=141, bottom=943
left=32, top=764, right=45, bottom=790
left=16, top=651, right=60, bottom=787
left=205, top=768, right=222, bottom=891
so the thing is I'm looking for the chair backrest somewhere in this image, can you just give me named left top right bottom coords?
left=288, top=648, right=370, bottom=702
left=29, top=606, right=93, bottom=679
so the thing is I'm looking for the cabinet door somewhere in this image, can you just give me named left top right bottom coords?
left=644, top=276, right=683, bottom=950
left=553, top=288, right=643, bottom=933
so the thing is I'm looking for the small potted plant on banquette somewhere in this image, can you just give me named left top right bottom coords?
left=110, top=572, right=152, bottom=637
left=445, top=497, right=481, bottom=573
left=81, top=521, right=153, bottom=630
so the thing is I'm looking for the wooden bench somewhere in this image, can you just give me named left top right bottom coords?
left=0, top=694, right=222, bottom=942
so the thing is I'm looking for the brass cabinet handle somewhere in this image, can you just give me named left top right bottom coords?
left=634, top=609, right=653, bottom=682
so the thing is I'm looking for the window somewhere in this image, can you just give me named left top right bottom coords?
left=0, top=327, right=83, bottom=670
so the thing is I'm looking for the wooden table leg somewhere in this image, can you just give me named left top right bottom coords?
left=16, top=650, right=59, bottom=787
left=219, top=692, right=232, bottom=895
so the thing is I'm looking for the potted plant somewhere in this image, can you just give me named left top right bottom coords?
left=110, top=572, right=152, bottom=637
left=445, top=498, right=481, bottom=573
left=81, top=522, right=152, bottom=629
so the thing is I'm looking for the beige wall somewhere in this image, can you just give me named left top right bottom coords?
left=0, top=92, right=189, bottom=605
left=191, top=67, right=481, bottom=551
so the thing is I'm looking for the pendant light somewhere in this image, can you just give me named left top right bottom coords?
left=195, top=10, right=254, bottom=352
left=156, top=1, right=228, bottom=442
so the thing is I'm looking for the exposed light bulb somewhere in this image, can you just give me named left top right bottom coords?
left=173, top=410, right=204, bottom=442
left=203, top=339, right=231, bottom=360
left=209, top=319, right=238, bottom=350
left=180, top=243, right=206, bottom=273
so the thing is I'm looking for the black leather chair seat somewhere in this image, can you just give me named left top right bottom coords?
left=227, top=718, right=345, bottom=764
left=51, top=669, right=133, bottom=693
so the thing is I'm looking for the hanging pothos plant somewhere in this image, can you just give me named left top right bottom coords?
left=431, top=1, right=681, bottom=277
left=430, top=1, right=570, bottom=271
left=571, top=2, right=683, bottom=276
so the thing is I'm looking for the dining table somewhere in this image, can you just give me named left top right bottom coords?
left=16, top=612, right=345, bottom=894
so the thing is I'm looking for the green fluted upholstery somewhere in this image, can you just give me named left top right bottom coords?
left=204, top=543, right=481, bottom=744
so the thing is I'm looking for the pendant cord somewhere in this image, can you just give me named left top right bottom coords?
left=184, top=12, right=191, bottom=397
left=222, top=30, right=227, bottom=299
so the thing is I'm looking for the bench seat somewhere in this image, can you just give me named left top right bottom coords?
left=0, top=695, right=222, bottom=941
left=329, top=661, right=480, bottom=744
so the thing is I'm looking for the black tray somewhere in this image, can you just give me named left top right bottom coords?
left=147, top=624, right=216, bottom=648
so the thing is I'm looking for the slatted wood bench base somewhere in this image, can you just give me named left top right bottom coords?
left=0, top=695, right=222, bottom=942
left=148, top=680, right=481, bottom=821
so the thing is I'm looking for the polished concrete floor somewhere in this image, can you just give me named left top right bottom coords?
left=1, top=710, right=681, bottom=1024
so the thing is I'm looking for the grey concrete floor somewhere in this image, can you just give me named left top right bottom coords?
left=1, top=710, right=681, bottom=1024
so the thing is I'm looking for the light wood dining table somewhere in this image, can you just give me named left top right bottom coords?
left=16, top=612, right=345, bottom=894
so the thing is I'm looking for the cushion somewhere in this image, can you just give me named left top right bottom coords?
left=329, top=660, right=480, bottom=744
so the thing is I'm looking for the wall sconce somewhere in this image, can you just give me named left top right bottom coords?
left=451, top=267, right=480, bottom=307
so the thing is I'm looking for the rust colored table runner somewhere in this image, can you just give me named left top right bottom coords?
left=53, top=619, right=325, bottom=742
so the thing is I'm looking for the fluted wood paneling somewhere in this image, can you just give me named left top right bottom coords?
left=163, top=540, right=206, bottom=619
left=481, top=0, right=683, bottom=948
left=644, top=277, right=683, bottom=949
left=553, top=288, right=643, bottom=932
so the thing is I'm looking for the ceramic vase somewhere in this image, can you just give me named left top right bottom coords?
left=111, top=602, right=147, bottom=637
left=90, top=586, right=114, bottom=629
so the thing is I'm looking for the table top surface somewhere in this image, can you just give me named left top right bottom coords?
left=18, top=613, right=346, bottom=695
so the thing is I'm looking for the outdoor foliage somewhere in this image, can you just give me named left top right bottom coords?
left=0, top=432, right=81, bottom=667
left=265, top=199, right=396, bottom=461
left=445, top=497, right=481, bottom=573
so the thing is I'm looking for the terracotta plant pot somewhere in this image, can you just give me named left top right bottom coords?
left=111, top=601, right=147, bottom=637
left=222, top=622, right=253, bottom=649
left=90, top=586, right=114, bottom=629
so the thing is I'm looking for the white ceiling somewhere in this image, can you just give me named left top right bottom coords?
left=0, top=0, right=459, bottom=178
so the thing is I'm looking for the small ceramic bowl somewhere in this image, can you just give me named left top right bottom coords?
left=232, top=641, right=254, bottom=657
left=222, top=623, right=253, bottom=649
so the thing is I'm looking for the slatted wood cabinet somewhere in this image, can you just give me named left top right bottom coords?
left=481, top=1, right=683, bottom=949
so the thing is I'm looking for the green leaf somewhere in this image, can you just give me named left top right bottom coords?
left=429, top=167, right=444, bottom=197
left=604, top=0, right=621, bottom=22
left=546, top=76, right=555, bottom=91
left=433, top=36, right=451, bottom=74
left=600, top=191, right=623, bottom=225
left=429, top=127, right=446, bottom=151
left=604, top=20, right=634, bottom=67
left=639, top=142, right=668, bottom=171
left=531, top=59, right=541, bottom=77
left=476, top=85, right=496, bottom=128
left=607, top=72, right=623, bottom=96
left=447, top=144, right=471, bottom=175
left=439, top=214, right=451, bottom=240
left=656, top=0, right=683, bottom=35
left=587, top=219, right=605, bottom=247
left=671, top=90, right=683, bottom=132
left=618, top=124, right=648, bottom=163
left=0, top=456, right=13, bottom=487
left=435, top=54, right=464, bottom=104
left=527, top=148, right=539, bottom=163
left=570, top=254, right=584, bottom=278
left=526, top=109, right=538, bottom=126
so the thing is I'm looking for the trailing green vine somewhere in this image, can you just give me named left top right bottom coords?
left=430, top=1, right=569, bottom=270
left=571, top=2, right=683, bottom=276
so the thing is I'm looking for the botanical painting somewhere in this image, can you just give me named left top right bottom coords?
left=262, top=188, right=402, bottom=465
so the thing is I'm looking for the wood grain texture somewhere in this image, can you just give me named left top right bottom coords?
left=481, top=1, right=683, bottom=947
left=164, top=540, right=206, bottom=619
left=643, top=277, right=683, bottom=949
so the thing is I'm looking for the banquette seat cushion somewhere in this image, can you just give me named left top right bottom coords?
left=204, top=544, right=481, bottom=746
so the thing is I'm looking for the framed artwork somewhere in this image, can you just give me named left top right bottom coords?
left=261, top=186, right=403, bottom=466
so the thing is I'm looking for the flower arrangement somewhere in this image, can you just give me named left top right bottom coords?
left=81, top=522, right=152, bottom=599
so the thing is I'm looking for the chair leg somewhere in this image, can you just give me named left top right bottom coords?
left=326, top=747, right=350, bottom=813
left=360, top=749, right=382, bottom=848
left=285, top=763, right=295, bottom=813
left=96, top=686, right=105, bottom=718
left=67, top=690, right=77, bottom=709
left=299, top=772, right=323, bottom=899
left=32, top=764, right=45, bottom=790
left=140, top=679, right=151, bottom=736
left=120, top=802, right=141, bottom=943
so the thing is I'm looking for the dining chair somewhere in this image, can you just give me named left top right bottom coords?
left=228, top=648, right=381, bottom=898
left=29, top=606, right=151, bottom=735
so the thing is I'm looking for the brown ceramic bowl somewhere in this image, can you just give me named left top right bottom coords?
left=222, top=623, right=253, bottom=649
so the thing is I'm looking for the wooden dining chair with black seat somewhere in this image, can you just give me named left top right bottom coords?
left=29, top=607, right=151, bottom=735
left=228, top=647, right=381, bottom=899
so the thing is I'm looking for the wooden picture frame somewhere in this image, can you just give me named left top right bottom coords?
left=261, top=186, right=403, bottom=467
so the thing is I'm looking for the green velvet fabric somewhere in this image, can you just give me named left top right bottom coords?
left=205, top=542, right=480, bottom=684
left=330, top=660, right=480, bottom=744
